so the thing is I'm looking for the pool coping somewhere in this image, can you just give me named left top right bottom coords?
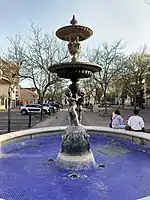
left=0, top=126, right=150, bottom=148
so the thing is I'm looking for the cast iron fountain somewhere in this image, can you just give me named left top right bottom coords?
left=49, top=15, right=101, bottom=171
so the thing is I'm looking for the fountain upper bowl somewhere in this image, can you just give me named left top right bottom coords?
left=48, top=61, right=101, bottom=79
left=56, top=25, right=93, bottom=41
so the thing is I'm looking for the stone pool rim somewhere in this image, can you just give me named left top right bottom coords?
left=0, top=126, right=150, bottom=148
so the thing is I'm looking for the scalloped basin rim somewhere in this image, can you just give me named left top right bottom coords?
left=0, top=126, right=149, bottom=148
left=49, top=62, right=101, bottom=73
left=56, top=25, right=93, bottom=41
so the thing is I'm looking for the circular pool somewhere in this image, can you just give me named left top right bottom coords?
left=0, top=129, right=150, bottom=200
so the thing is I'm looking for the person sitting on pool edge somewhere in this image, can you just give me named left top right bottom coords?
left=127, top=110, right=145, bottom=132
left=112, top=110, right=125, bottom=129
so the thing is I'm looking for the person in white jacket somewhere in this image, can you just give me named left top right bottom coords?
left=128, top=110, right=145, bottom=132
left=112, top=110, right=125, bottom=129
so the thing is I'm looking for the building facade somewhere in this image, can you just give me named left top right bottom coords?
left=20, top=88, right=38, bottom=105
left=0, top=58, right=20, bottom=110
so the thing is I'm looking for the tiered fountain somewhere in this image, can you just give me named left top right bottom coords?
left=49, top=15, right=101, bottom=171
left=1, top=16, right=150, bottom=200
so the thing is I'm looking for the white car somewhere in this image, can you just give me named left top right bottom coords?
left=20, top=104, right=50, bottom=115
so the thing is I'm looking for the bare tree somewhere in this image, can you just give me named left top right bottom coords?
left=7, top=23, right=69, bottom=119
left=119, top=46, right=150, bottom=109
left=45, top=79, right=68, bottom=102
left=80, top=76, right=102, bottom=105
left=87, top=40, right=124, bottom=113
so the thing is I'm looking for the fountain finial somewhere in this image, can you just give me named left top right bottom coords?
left=70, top=15, right=78, bottom=25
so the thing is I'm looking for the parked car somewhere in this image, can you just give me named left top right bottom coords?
left=43, top=103, right=53, bottom=109
left=49, top=101, right=60, bottom=109
left=20, top=104, right=50, bottom=115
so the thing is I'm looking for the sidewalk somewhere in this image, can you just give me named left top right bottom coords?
left=32, top=108, right=150, bottom=132
left=32, top=109, right=68, bottom=128
left=83, top=109, right=150, bottom=131
left=32, top=108, right=110, bottom=128
left=82, top=110, right=109, bottom=127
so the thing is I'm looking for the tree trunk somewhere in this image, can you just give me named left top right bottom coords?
left=133, top=94, right=137, bottom=110
left=40, top=97, right=43, bottom=121
left=140, top=90, right=145, bottom=109
left=104, top=91, right=107, bottom=114
left=122, top=98, right=125, bottom=109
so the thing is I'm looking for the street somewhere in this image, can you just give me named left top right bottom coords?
left=0, top=109, right=48, bottom=134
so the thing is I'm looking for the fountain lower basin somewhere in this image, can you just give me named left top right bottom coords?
left=0, top=126, right=150, bottom=200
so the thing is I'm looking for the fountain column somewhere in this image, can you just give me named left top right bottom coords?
left=49, top=15, right=101, bottom=171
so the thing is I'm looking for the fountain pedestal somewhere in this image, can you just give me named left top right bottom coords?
left=49, top=15, right=101, bottom=171
left=56, top=125, right=96, bottom=171
left=55, top=80, right=96, bottom=170
left=62, top=125, right=90, bottom=155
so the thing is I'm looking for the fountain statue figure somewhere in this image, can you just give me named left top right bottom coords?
left=76, top=90, right=85, bottom=123
left=65, top=88, right=85, bottom=126
left=65, top=89, right=80, bottom=126
left=68, top=37, right=81, bottom=62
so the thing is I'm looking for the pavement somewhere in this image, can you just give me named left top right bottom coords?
left=1, top=107, right=150, bottom=133
left=32, top=107, right=150, bottom=132
left=33, top=109, right=68, bottom=128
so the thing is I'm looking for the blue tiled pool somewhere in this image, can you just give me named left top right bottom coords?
left=0, top=133, right=150, bottom=200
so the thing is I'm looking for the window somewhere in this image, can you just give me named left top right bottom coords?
left=1, top=98, right=4, bottom=105
left=31, top=105, right=38, bottom=107
left=26, top=105, right=30, bottom=107
left=36, top=104, right=41, bottom=108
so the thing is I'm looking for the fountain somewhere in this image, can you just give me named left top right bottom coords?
left=49, top=15, right=101, bottom=171
left=1, top=16, right=150, bottom=200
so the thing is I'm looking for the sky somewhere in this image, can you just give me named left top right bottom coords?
left=0, top=0, right=150, bottom=87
